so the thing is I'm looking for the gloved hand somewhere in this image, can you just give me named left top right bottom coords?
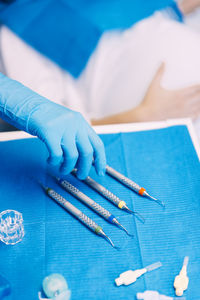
left=0, top=73, right=106, bottom=179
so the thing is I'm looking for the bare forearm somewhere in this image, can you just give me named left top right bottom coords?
left=178, top=0, right=200, bottom=15
left=91, top=105, right=147, bottom=125
left=92, top=62, right=200, bottom=126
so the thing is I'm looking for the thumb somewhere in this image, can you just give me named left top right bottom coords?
left=151, top=62, right=165, bottom=87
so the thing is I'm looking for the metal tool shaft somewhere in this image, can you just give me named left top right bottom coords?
left=72, top=170, right=145, bottom=223
left=106, top=165, right=164, bottom=207
left=56, top=178, right=132, bottom=236
left=80, top=174, right=145, bottom=223
left=83, top=175, right=123, bottom=206
left=57, top=178, right=113, bottom=221
left=40, top=184, right=117, bottom=248
left=45, top=187, right=99, bottom=233
left=106, top=165, right=142, bottom=193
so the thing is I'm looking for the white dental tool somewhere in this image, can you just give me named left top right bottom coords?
left=174, top=256, right=189, bottom=296
left=136, top=290, right=186, bottom=300
left=115, top=261, right=162, bottom=286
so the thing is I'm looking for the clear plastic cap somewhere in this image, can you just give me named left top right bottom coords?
left=0, top=210, right=24, bottom=245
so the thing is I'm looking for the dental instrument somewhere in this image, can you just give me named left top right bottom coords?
left=106, top=165, right=165, bottom=207
left=174, top=256, right=189, bottom=296
left=115, top=261, right=162, bottom=286
left=136, top=290, right=186, bottom=300
left=71, top=169, right=145, bottom=223
left=55, top=177, right=133, bottom=237
left=39, top=183, right=117, bottom=249
left=38, top=273, right=71, bottom=300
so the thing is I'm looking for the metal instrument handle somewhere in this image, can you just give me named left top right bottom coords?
left=84, top=176, right=121, bottom=206
left=48, top=189, right=98, bottom=232
left=106, top=165, right=140, bottom=192
left=60, top=180, right=111, bottom=220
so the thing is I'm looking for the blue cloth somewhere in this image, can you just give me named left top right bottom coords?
left=0, top=274, right=11, bottom=298
left=0, top=125, right=199, bottom=299
left=0, top=0, right=175, bottom=77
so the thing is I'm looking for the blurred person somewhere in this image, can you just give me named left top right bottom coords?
left=178, top=0, right=200, bottom=15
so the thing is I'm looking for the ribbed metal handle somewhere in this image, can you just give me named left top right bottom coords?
left=106, top=165, right=140, bottom=193
left=85, top=177, right=121, bottom=206
left=78, top=212, right=98, bottom=232
left=60, top=180, right=111, bottom=220
left=48, top=189, right=98, bottom=232
left=48, top=189, right=67, bottom=206
left=119, top=176, right=140, bottom=192
left=60, top=180, right=80, bottom=195
left=90, top=201, right=111, bottom=219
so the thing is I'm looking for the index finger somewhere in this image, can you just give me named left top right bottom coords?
left=88, top=128, right=106, bottom=176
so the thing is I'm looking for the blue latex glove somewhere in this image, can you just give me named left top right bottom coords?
left=0, top=73, right=106, bottom=179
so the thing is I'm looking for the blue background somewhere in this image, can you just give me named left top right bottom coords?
left=0, top=125, right=199, bottom=299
